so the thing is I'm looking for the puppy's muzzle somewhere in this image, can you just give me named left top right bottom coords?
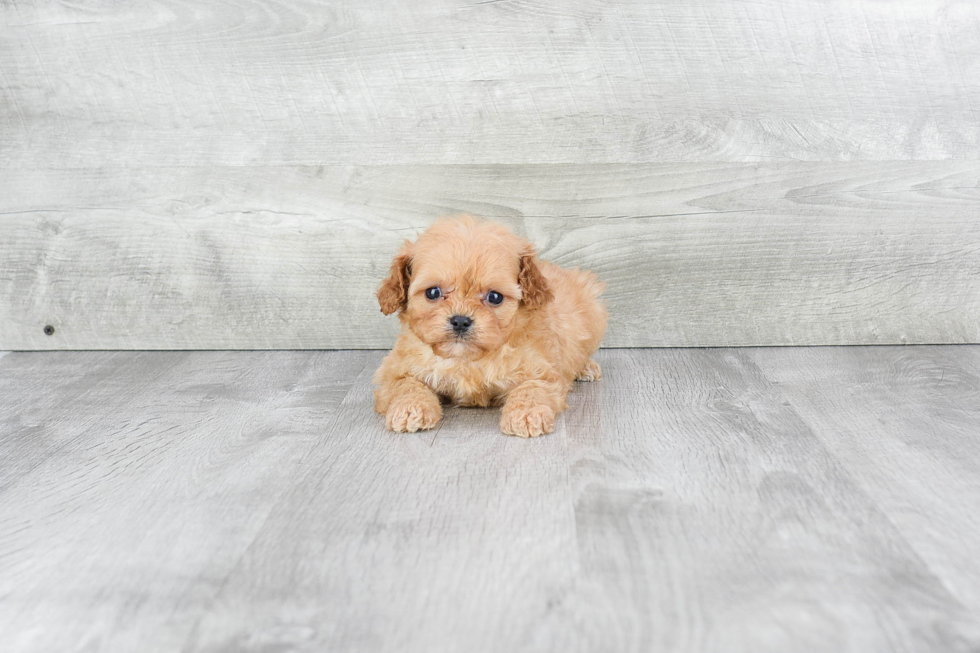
left=449, top=314, right=473, bottom=336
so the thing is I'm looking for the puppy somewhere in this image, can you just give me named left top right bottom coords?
left=373, top=216, right=607, bottom=438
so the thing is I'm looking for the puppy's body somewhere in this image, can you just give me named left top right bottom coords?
left=374, top=217, right=606, bottom=437
left=379, top=260, right=605, bottom=407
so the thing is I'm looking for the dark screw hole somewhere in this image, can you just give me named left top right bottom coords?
left=43, top=325, right=55, bottom=336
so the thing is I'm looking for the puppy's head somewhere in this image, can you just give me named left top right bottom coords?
left=377, top=216, right=553, bottom=359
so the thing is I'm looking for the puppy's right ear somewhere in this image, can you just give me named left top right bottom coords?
left=377, top=248, right=412, bottom=315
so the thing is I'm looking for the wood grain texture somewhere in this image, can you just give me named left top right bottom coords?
left=4, top=0, right=980, bottom=349
left=2, top=0, right=979, bottom=166
left=2, top=162, right=979, bottom=349
left=0, top=350, right=379, bottom=652
left=2, top=347, right=980, bottom=652
left=751, top=346, right=980, bottom=617
left=551, top=348, right=980, bottom=652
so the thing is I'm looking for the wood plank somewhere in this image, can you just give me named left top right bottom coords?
left=2, top=0, right=978, bottom=167
left=0, top=350, right=378, bottom=652
left=2, top=162, right=979, bottom=349
left=4, top=348, right=980, bottom=651
left=0, top=350, right=581, bottom=652
left=544, top=349, right=980, bottom=652
left=751, top=345, right=980, bottom=617
left=181, top=361, right=579, bottom=653
left=0, top=351, right=187, bottom=495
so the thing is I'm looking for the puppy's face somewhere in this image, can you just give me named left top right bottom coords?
left=378, top=218, right=552, bottom=360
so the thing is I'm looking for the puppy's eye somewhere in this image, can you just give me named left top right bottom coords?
left=486, top=291, right=504, bottom=305
left=425, top=287, right=442, bottom=300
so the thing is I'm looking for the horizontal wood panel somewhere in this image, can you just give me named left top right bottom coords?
left=2, top=162, right=978, bottom=349
left=2, top=0, right=979, bottom=166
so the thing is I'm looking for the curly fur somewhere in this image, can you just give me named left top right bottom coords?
left=373, top=216, right=607, bottom=437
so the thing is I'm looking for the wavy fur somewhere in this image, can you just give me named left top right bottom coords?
left=374, top=216, right=607, bottom=437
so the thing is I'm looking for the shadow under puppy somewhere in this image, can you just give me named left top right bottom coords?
left=374, top=216, right=607, bottom=437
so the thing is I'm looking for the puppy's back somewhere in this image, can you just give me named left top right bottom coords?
left=539, top=262, right=607, bottom=378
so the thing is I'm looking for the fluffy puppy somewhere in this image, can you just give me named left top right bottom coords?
left=373, top=216, right=607, bottom=437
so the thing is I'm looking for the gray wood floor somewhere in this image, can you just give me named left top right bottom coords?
left=2, top=347, right=979, bottom=652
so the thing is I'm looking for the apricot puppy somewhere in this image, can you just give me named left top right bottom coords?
left=374, top=216, right=607, bottom=437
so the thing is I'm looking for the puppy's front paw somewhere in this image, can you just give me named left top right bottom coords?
left=386, top=397, right=442, bottom=433
left=576, top=359, right=602, bottom=382
left=500, top=404, right=555, bottom=438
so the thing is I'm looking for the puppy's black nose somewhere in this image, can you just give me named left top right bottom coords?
left=449, top=315, right=473, bottom=333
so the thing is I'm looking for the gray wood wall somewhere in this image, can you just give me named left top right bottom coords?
left=2, top=0, right=978, bottom=349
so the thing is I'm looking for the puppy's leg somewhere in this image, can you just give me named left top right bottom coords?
left=576, top=359, right=602, bottom=382
left=375, top=376, right=442, bottom=433
left=500, top=378, right=568, bottom=438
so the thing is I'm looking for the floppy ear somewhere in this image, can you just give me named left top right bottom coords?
left=518, top=248, right=554, bottom=310
left=377, top=249, right=412, bottom=315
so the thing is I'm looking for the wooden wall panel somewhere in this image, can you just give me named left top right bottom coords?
left=2, top=163, right=978, bottom=349
left=2, top=1, right=979, bottom=348
left=1, top=0, right=978, bottom=167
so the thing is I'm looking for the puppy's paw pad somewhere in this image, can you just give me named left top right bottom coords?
left=386, top=400, right=441, bottom=433
left=576, top=359, right=602, bottom=382
left=500, top=404, right=555, bottom=438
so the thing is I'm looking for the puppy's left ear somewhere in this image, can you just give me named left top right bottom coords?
left=377, top=247, right=412, bottom=315
left=518, top=248, right=554, bottom=310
